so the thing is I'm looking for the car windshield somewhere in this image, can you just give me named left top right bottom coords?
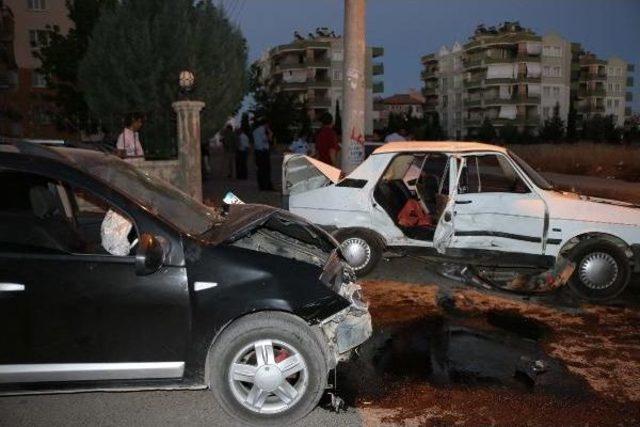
left=59, top=149, right=222, bottom=235
left=508, top=150, right=554, bottom=191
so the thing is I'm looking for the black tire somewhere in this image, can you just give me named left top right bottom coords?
left=208, top=312, right=329, bottom=426
left=334, top=229, right=383, bottom=277
left=567, top=239, right=631, bottom=301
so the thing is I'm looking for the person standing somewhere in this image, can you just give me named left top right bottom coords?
left=315, top=112, right=339, bottom=166
left=384, top=126, right=408, bottom=143
left=252, top=119, right=274, bottom=191
left=235, top=127, right=250, bottom=180
left=116, top=113, right=144, bottom=158
left=221, top=124, right=238, bottom=178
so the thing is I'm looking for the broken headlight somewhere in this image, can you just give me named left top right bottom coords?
left=320, top=250, right=367, bottom=311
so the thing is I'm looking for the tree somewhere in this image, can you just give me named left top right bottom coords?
left=477, top=117, right=497, bottom=142
left=499, top=123, right=520, bottom=145
left=37, top=0, right=116, bottom=132
left=79, top=0, right=247, bottom=157
left=540, top=102, right=565, bottom=142
left=248, top=62, right=308, bottom=145
left=566, top=101, right=577, bottom=142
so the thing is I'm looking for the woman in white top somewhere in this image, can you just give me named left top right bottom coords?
left=116, top=113, right=145, bottom=158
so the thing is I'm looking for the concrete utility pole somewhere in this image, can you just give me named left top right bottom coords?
left=341, top=0, right=366, bottom=173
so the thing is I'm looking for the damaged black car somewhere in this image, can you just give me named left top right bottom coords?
left=0, top=142, right=372, bottom=425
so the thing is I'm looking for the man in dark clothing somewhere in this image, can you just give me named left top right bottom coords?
left=252, top=119, right=274, bottom=191
left=315, top=112, right=339, bottom=166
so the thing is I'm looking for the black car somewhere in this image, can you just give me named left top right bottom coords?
left=0, top=142, right=372, bottom=425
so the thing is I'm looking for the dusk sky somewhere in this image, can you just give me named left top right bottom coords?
left=225, top=0, right=640, bottom=111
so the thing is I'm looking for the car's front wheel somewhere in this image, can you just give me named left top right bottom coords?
left=567, top=239, right=631, bottom=301
left=209, top=312, right=328, bottom=425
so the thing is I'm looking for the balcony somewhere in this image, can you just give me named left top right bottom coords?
left=307, top=57, right=331, bottom=68
left=270, top=41, right=330, bottom=56
left=421, top=68, right=438, bottom=80
left=308, top=97, right=331, bottom=108
left=464, top=98, right=482, bottom=107
left=373, top=81, right=384, bottom=93
left=577, top=104, right=605, bottom=113
left=273, top=62, right=307, bottom=73
left=372, top=62, right=384, bottom=76
left=278, top=81, right=308, bottom=91
left=307, top=78, right=332, bottom=88
left=423, top=86, right=438, bottom=96
left=578, top=87, right=606, bottom=98
left=579, top=71, right=607, bottom=81
left=464, top=117, right=482, bottom=127
left=424, top=100, right=438, bottom=111
left=464, top=78, right=484, bottom=89
left=372, top=46, right=384, bottom=58
left=483, top=95, right=540, bottom=106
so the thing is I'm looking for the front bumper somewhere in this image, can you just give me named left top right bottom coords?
left=319, top=281, right=372, bottom=366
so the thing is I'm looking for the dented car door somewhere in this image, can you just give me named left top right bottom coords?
left=448, top=153, right=547, bottom=257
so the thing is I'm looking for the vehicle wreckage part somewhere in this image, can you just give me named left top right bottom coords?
left=455, top=257, right=575, bottom=294
left=209, top=312, right=328, bottom=425
left=567, top=239, right=631, bottom=301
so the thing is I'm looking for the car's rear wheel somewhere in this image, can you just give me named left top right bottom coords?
left=567, top=239, right=631, bottom=301
left=209, top=312, right=328, bottom=426
left=335, top=229, right=382, bottom=277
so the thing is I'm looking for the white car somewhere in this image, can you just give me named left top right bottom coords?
left=283, top=141, right=640, bottom=300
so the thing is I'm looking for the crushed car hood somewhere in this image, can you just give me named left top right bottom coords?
left=200, top=203, right=337, bottom=250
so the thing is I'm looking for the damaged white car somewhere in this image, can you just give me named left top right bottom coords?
left=283, top=142, right=640, bottom=301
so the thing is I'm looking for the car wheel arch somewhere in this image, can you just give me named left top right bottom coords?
left=558, top=232, right=632, bottom=260
left=333, top=227, right=387, bottom=248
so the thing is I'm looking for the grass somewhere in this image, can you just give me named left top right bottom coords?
left=509, top=143, right=640, bottom=182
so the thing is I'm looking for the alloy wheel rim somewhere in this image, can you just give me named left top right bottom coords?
left=578, top=252, right=619, bottom=290
left=228, top=339, right=308, bottom=414
left=340, top=237, right=372, bottom=271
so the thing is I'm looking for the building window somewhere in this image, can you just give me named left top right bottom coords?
left=28, top=29, right=49, bottom=48
left=608, top=83, right=613, bottom=91
left=552, top=86, right=560, bottom=98
left=614, top=99, right=620, bottom=108
left=615, top=83, right=620, bottom=91
left=543, top=66, right=550, bottom=76
left=31, top=71, right=47, bottom=88
left=332, top=50, right=343, bottom=61
left=543, top=86, right=550, bottom=97
left=607, top=99, right=612, bottom=108
left=543, top=106, right=550, bottom=118
left=28, top=0, right=47, bottom=10
left=552, top=67, right=561, bottom=77
left=332, top=69, right=342, bottom=81
left=553, top=46, right=561, bottom=57
left=542, top=45, right=551, bottom=56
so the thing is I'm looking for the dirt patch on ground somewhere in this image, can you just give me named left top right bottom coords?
left=341, top=279, right=640, bottom=426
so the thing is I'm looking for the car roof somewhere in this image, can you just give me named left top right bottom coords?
left=372, top=141, right=508, bottom=155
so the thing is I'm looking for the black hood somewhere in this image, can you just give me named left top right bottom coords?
left=200, top=204, right=337, bottom=251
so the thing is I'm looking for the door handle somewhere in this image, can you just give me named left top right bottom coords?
left=455, top=200, right=472, bottom=205
left=0, top=283, right=25, bottom=292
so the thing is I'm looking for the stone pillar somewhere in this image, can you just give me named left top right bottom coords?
left=172, top=100, right=205, bottom=202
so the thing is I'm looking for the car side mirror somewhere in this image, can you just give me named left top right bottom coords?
left=135, top=233, right=166, bottom=275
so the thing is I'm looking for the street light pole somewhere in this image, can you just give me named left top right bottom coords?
left=341, top=0, right=366, bottom=173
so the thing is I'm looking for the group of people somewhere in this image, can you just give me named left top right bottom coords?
left=218, top=119, right=276, bottom=191
left=218, top=112, right=343, bottom=191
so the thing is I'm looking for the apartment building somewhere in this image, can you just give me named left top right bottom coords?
left=421, top=21, right=634, bottom=139
left=255, top=29, right=384, bottom=134
left=1, top=0, right=72, bottom=138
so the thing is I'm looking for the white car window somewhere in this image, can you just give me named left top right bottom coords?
left=460, top=155, right=530, bottom=194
